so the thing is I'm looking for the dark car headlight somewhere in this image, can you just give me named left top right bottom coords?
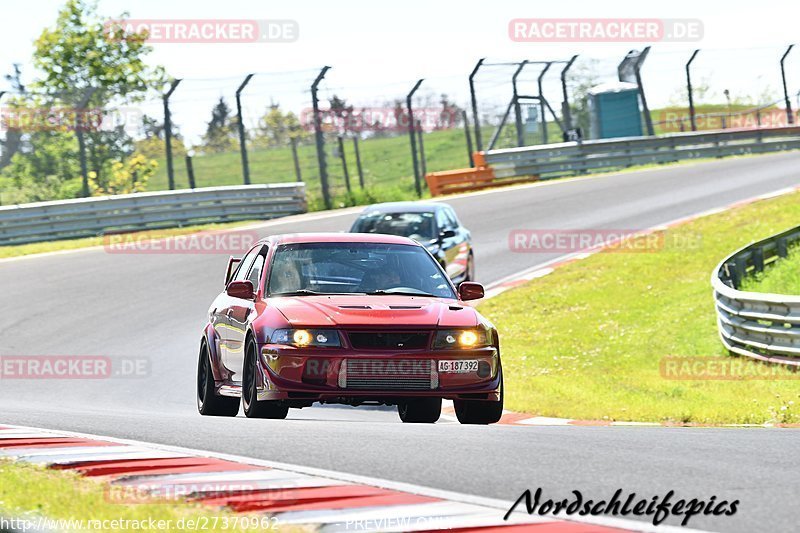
left=270, top=328, right=341, bottom=347
left=433, top=329, right=491, bottom=349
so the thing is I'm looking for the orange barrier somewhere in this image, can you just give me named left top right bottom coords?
left=424, top=152, right=538, bottom=196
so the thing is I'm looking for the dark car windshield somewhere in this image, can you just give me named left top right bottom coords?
left=350, top=211, right=437, bottom=241
left=267, top=242, right=455, bottom=298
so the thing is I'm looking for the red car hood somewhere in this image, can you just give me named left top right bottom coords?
left=270, top=295, right=479, bottom=328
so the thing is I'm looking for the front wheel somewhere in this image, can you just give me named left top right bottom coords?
left=197, top=343, right=239, bottom=417
left=242, top=338, right=288, bottom=419
left=464, top=253, right=475, bottom=282
left=454, top=370, right=503, bottom=425
left=398, top=397, right=441, bottom=423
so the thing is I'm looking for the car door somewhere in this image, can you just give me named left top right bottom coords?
left=436, top=208, right=461, bottom=279
left=218, top=246, right=260, bottom=380
left=224, top=245, right=267, bottom=383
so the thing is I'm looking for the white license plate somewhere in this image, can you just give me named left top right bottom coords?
left=438, top=360, right=479, bottom=373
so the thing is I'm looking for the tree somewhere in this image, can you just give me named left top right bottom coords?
left=253, top=103, right=309, bottom=148
left=201, top=97, right=238, bottom=153
left=89, top=153, right=156, bottom=196
left=0, top=64, right=26, bottom=170
left=20, top=0, right=164, bottom=197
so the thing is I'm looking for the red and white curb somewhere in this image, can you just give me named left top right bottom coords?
left=0, top=423, right=705, bottom=532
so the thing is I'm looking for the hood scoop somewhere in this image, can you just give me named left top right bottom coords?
left=339, top=305, right=372, bottom=309
left=390, top=305, right=422, bottom=310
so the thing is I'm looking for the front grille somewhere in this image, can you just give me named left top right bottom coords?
left=339, top=359, right=437, bottom=390
left=347, top=331, right=430, bottom=350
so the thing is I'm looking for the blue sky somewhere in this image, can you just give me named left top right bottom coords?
left=1, top=0, right=798, bottom=142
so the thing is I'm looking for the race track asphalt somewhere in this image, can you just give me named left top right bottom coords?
left=3, top=151, right=800, bottom=532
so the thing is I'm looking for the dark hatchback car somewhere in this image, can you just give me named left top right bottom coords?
left=349, top=202, right=474, bottom=283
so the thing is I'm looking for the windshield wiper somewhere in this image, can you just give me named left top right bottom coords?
left=365, top=289, right=439, bottom=297
left=270, top=289, right=326, bottom=297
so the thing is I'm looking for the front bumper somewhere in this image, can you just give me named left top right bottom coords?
left=255, top=344, right=501, bottom=403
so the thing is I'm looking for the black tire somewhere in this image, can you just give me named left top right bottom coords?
left=398, top=397, right=442, bottom=423
left=197, top=342, right=239, bottom=417
left=454, top=370, right=503, bottom=425
left=242, top=338, right=288, bottom=419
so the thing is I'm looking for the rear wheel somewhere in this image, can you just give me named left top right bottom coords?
left=398, top=397, right=441, bottom=423
left=197, top=343, right=239, bottom=417
left=242, top=338, right=288, bottom=419
left=454, top=369, right=503, bottom=425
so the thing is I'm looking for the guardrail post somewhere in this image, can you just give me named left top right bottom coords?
left=686, top=49, right=700, bottom=131
left=311, top=66, right=332, bottom=209
left=469, top=58, right=486, bottom=152
left=407, top=78, right=424, bottom=197
left=777, top=237, right=789, bottom=258
left=512, top=61, right=528, bottom=147
left=163, top=79, right=182, bottom=191
left=781, top=45, right=795, bottom=125
left=235, top=74, right=255, bottom=185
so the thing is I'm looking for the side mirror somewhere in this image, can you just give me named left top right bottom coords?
left=226, top=280, right=254, bottom=300
left=225, top=256, right=242, bottom=285
left=439, top=229, right=457, bottom=240
left=458, top=281, right=484, bottom=301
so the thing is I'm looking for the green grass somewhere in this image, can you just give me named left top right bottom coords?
left=740, top=246, right=800, bottom=295
left=0, top=460, right=306, bottom=532
left=478, top=190, right=800, bottom=424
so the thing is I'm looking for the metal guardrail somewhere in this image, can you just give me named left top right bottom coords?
left=484, top=126, right=800, bottom=180
left=712, top=224, right=800, bottom=367
left=0, top=183, right=306, bottom=246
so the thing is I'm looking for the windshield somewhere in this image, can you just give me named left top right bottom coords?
left=267, top=242, right=455, bottom=298
left=351, top=212, right=437, bottom=241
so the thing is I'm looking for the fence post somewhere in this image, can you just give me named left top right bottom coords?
left=353, top=137, right=364, bottom=188
left=185, top=151, right=196, bottom=189
left=512, top=60, right=528, bottom=147
left=311, top=66, right=332, bottom=209
left=537, top=62, right=553, bottom=144
left=781, top=45, right=795, bottom=125
left=290, top=137, right=302, bottom=182
left=462, top=110, right=474, bottom=166
left=76, top=87, right=97, bottom=198
left=560, top=55, right=578, bottom=135
left=686, top=49, right=700, bottom=131
left=469, top=58, right=486, bottom=152
left=406, top=78, right=424, bottom=197
left=163, top=79, right=182, bottom=191
left=416, top=119, right=427, bottom=177
left=235, top=73, right=255, bottom=185
left=337, top=135, right=351, bottom=193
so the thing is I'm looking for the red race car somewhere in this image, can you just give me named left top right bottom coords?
left=197, top=233, right=503, bottom=424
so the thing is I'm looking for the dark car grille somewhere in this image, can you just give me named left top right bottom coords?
left=340, top=359, right=437, bottom=390
left=347, top=331, right=430, bottom=350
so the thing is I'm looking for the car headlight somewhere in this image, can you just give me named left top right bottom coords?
left=270, top=328, right=341, bottom=347
left=433, top=329, right=491, bottom=349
